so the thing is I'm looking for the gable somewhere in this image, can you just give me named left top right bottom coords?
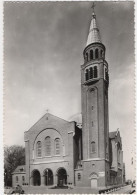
left=25, top=113, right=69, bottom=135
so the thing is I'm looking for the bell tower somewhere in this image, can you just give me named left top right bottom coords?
left=81, top=5, right=110, bottom=187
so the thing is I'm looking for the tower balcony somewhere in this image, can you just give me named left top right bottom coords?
left=84, top=77, right=99, bottom=85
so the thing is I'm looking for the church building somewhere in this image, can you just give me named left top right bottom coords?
left=12, top=7, right=125, bottom=188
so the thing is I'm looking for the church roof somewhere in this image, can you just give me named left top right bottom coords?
left=12, top=165, right=26, bottom=174
left=86, top=11, right=101, bottom=46
left=69, top=113, right=82, bottom=129
left=26, top=112, right=69, bottom=132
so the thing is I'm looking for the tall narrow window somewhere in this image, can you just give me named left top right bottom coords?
left=37, top=141, right=42, bottom=157
left=100, top=50, right=103, bottom=58
left=85, top=52, right=88, bottom=62
left=78, top=173, right=81, bottom=181
left=55, top=138, right=60, bottom=155
left=89, top=67, right=93, bottom=79
left=16, top=176, right=18, bottom=183
left=91, top=141, right=96, bottom=153
left=90, top=50, right=93, bottom=60
left=45, top=136, right=51, bottom=156
left=95, top=48, right=99, bottom=59
left=105, top=69, right=109, bottom=82
left=85, top=69, right=89, bottom=81
left=22, top=176, right=25, bottom=183
left=105, top=69, right=107, bottom=80
left=94, top=66, right=98, bottom=78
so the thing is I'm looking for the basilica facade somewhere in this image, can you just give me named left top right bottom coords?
left=12, top=8, right=125, bottom=188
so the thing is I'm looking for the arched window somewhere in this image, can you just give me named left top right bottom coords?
left=90, top=50, right=93, bottom=60
left=85, top=52, right=88, bottom=62
left=22, top=176, right=25, bottom=183
left=55, top=138, right=60, bottom=155
left=94, top=66, right=98, bottom=78
left=95, top=48, right=99, bottom=59
left=100, top=50, right=103, bottom=58
left=85, top=69, right=89, bottom=81
left=45, top=136, right=51, bottom=156
left=91, top=141, right=96, bottom=153
left=78, top=173, right=81, bottom=181
left=16, top=176, right=18, bottom=183
left=89, top=67, right=93, bottom=79
left=37, top=141, right=42, bottom=157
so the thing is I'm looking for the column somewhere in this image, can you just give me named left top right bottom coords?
left=54, top=174, right=57, bottom=186
left=30, top=176, right=33, bottom=186
left=41, top=175, right=45, bottom=186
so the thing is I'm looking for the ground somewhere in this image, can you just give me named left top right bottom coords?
left=21, top=185, right=135, bottom=194
left=4, top=184, right=135, bottom=194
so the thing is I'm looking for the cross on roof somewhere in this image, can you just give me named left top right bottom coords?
left=91, top=2, right=96, bottom=12
left=46, top=109, right=49, bottom=113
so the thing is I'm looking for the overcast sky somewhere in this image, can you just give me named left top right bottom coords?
left=4, top=1, right=134, bottom=180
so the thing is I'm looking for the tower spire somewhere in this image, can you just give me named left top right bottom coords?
left=86, top=3, right=101, bottom=46
left=91, top=2, right=95, bottom=15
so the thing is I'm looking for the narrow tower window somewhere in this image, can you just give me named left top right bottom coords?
left=105, top=69, right=109, bottom=82
left=45, top=136, right=51, bottom=156
left=100, top=50, right=103, bottom=58
left=89, top=67, right=93, bottom=79
left=91, top=141, right=96, bottom=153
left=37, top=141, right=42, bottom=157
left=90, top=50, right=93, bottom=60
left=92, top=121, right=94, bottom=127
left=95, top=48, right=99, bottom=59
left=85, top=52, right=88, bottom=62
left=85, top=69, right=89, bottom=81
left=105, top=69, right=107, bottom=80
left=55, top=138, right=60, bottom=155
left=94, top=66, right=98, bottom=78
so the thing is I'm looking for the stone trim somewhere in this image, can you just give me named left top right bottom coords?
left=31, top=159, right=68, bottom=165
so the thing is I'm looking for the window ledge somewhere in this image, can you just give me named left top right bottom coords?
left=44, top=156, right=52, bottom=158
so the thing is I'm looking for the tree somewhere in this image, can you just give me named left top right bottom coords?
left=4, top=145, right=25, bottom=187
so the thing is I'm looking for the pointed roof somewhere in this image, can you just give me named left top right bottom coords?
left=25, top=112, right=69, bottom=133
left=86, top=11, right=101, bottom=46
left=12, top=165, right=26, bottom=174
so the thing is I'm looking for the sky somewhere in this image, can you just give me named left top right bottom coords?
left=4, top=1, right=135, bottom=180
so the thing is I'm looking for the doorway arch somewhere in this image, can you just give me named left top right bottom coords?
left=89, top=173, right=98, bottom=188
left=57, top=168, right=67, bottom=186
left=44, top=169, right=53, bottom=186
left=32, top=170, right=41, bottom=186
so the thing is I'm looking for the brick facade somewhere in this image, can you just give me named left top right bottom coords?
left=12, top=7, right=125, bottom=189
